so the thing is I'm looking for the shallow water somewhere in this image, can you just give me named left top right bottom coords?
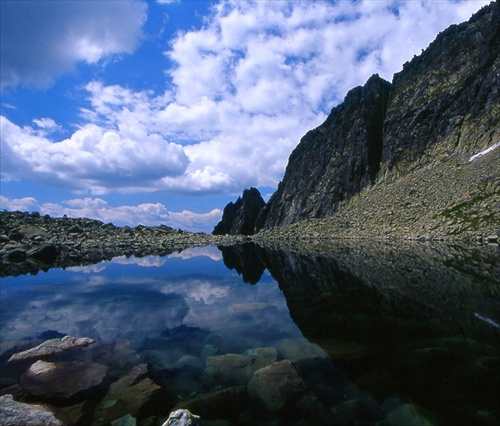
left=1, top=242, right=499, bottom=425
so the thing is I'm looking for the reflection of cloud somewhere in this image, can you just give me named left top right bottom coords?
left=111, top=256, right=166, bottom=268
left=1, top=257, right=301, bottom=351
left=185, top=280, right=230, bottom=304
left=67, top=263, right=108, bottom=273
left=1, top=282, right=188, bottom=344
left=168, top=246, right=222, bottom=262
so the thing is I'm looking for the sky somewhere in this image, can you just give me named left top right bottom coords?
left=0, top=0, right=491, bottom=232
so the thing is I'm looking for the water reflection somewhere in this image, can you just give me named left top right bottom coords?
left=0, top=242, right=498, bottom=425
left=221, top=241, right=500, bottom=426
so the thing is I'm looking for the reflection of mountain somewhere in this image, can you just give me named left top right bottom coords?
left=220, top=241, right=500, bottom=425
left=219, top=243, right=266, bottom=284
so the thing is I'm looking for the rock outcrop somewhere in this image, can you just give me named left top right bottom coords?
left=259, top=74, right=391, bottom=228
left=248, top=2, right=499, bottom=238
left=213, top=187, right=266, bottom=235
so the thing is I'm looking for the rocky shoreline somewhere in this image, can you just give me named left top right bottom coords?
left=0, top=211, right=249, bottom=277
left=1, top=194, right=498, bottom=278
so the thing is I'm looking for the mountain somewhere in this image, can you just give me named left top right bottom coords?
left=213, top=187, right=265, bottom=235
left=219, top=1, right=499, bottom=240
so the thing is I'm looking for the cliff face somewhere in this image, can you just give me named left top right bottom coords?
left=213, top=187, right=265, bottom=236
left=380, top=1, right=500, bottom=181
left=258, top=75, right=391, bottom=229
left=254, top=1, right=499, bottom=234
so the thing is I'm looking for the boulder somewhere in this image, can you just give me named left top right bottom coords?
left=20, top=360, right=108, bottom=399
left=162, top=409, right=201, bottom=426
left=276, top=338, right=328, bottom=362
left=247, top=360, right=308, bottom=412
left=8, top=336, right=95, bottom=363
left=0, top=394, right=63, bottom=426
left=205, top=351, right=276, bottom=386
left=111, top=414, right=137, bottom=426
left=93, top=363, right=162, bottom=424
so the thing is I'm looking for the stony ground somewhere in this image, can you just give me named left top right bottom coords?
left=256, top=149, right=500, bottom=243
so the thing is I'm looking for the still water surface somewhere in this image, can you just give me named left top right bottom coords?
left=1, top=242, right=499, bottom=425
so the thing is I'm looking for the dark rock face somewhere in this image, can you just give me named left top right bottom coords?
left=213, top=187, right=266, bottom=235
left=381, top=1, right=500, bottom=180
left=259, top=75, right=391, bottom=229
left=256, top=2, right=499, bottom=230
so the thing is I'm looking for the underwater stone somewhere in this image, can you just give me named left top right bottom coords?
left=8, top=335, right=95, bottom=363
left=162, top=409, right=201, bottom=426
left=20, top=360, right=108, bottom=399
left=247, top=360, right=308, bottom=412
left=0, top=394, right=63, bottom=426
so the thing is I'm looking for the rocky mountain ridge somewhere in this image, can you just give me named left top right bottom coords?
left=218, top=1, right=500, bottom=240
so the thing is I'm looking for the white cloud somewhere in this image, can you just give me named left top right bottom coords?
left=111, top=256, right=167, bottom=268
left=0, top=0, right=147, bottom=88
left=0, top=195, right=38, bottom=212
left=168, top=246, right=223, bottom=261
left=0, top=115, right=189, bottom=193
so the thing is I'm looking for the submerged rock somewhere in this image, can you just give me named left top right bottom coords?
left=205, top=350, right=276, bottom=386
left=93, top=363, right=162, bottom=424
left=0, top=394, right=63, bottom=426
left=8, top=336, right=95, bottom=363
left=162, top=409, right=201, bottom=426
left=276, top=338, right=328, bottom=362
left=174, top=386, right=246, bottom=420
left=383, top=403, right=435, bottom=426
left=247, top=360, right=308, bottom=412
left=20, top=359, right=108, bottom=399
left=111, top=414, right=137, bottom=426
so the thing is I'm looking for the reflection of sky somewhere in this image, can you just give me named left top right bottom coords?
left=0, top=248, right=301, bottom=349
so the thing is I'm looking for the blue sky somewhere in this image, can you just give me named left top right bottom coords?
left=0, top=0, right=490, bottom=232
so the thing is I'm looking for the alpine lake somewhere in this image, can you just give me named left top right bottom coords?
left=1, top=240, right=498, bottom=426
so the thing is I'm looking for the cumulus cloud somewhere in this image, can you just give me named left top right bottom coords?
left=0, top=195, right=221, bottom=232
left=0, top=0, right=147, bottom=88
left=0, top=195, right=38, bottom=212
left=0, top=115, right=189, bottom=193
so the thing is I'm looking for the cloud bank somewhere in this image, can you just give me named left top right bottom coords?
left=0, top=195, right=221, bottom=232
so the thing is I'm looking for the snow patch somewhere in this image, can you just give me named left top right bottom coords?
left=468, top=142, right=500, bottom=162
